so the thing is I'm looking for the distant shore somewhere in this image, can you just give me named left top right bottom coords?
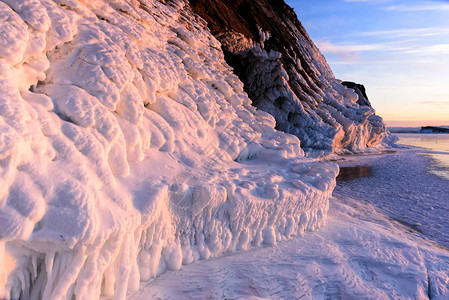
left=388, top=125, right=449, bottom=133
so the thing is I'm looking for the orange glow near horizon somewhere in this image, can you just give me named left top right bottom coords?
left=376, top=101, right=448, bottom=128
left=385, top=119, right=449, bottom=127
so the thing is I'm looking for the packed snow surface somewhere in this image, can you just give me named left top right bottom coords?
left=0, top=0, right=338, bottom=299
left=132, top=148, right=449, bottom=299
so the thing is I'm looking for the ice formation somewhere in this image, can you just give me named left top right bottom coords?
left=135, top=194, right=449, bottom=299
left=190, top=0, right=394, bottom=156
left=0, top=0, right=338, bottom=299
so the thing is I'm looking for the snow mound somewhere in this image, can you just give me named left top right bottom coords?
left=0, top=0, right=338, bottom=299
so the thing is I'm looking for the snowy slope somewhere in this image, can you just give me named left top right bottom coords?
left=0, top=0, right=338, bottom=299
left=190, top=0, right=394, bottom=156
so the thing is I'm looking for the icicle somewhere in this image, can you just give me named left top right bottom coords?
left=41, top=252, right=55, bottom=300
left=103, top=258, right=117, bottom=297
left=50, top=248, right=86, bottom=299
left=31, top=255, right=37, bottom=280
left=30, top=263, right=47, bottom=300
left=0, top=243, right=6, bottom=299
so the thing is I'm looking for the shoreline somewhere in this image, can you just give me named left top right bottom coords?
left=334, top=144, right=449, bottom=249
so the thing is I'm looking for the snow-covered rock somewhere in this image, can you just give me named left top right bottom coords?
left=190, top=0, right=394, bottom=156
left=0, top=0, right=338, bottom=299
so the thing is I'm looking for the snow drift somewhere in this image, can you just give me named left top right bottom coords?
left=0, top=0, right=338, bottom=299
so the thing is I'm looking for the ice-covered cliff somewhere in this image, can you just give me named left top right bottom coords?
left=0, top=0, right=339, bottom=299
left=190, top=0, right=393, bottom=156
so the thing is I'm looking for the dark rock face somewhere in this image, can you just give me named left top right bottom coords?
left=188, top=0, right=332, bottom=84
left=188, top=0, right=392, bottom=155
left=341, top=81, right=371, bottom=107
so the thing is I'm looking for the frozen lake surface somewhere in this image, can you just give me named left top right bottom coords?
left=396, top=133, right=449, bottom=180
left=336, top=140, right=449, bottom=249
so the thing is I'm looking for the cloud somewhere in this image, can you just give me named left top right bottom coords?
left=316, top=40, right=384, bottom=52
left=315, top=40, right=385, bottom=62
left=406, top=44, right=449, bottom=55
left=316, top=34, right=449, bottom=62
left=343, top=0, right=392, bottom=2
left=358, top=26, right=449, bottom=38
left=419, top=101, right=449, bottom=105
left=315, top=39, right=418, bottom=59
left=386, top=2, right=449, bottom=11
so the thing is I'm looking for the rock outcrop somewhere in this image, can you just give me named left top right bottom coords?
left=189, top=0, right=392, bottom=156
left=341, top=81, right=371, bottom=107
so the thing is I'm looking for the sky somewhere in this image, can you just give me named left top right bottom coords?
left=285, top=0, right=449, bottom=127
